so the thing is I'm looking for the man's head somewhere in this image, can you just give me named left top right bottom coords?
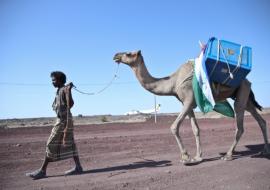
left=50, top=71, right=66, bottom=88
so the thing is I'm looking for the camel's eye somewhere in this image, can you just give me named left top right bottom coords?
left=126, top=52, right=132, bottom=56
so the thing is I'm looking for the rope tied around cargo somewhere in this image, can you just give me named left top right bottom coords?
left=209, top=39, right=243, bottom=85
left=72, top=64, right=120, bottom=95
left=219, top=43, right=234, bottom=80
left=221, top=44, right=243, bottom=84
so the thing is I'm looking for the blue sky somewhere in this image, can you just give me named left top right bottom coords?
left=1, top=0, right=270, bottom=119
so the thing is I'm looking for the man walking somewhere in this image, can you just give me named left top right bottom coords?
left=26, top=71, right=83, bottom=179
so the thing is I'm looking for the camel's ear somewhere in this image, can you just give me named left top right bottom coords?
left=137, top=50, right=141, bottom=55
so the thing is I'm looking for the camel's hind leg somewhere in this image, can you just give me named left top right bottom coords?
left=222, top=80, right=251, bottom=161
left=188, top=111, right=203, bottom=162
left=246, top=99, right=270, bottom=154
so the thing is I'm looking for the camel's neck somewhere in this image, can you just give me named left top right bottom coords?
left=131, top=58, right=175, bottom=96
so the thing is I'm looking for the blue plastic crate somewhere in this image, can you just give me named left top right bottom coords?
left=204, top=37, right=252, bottom=87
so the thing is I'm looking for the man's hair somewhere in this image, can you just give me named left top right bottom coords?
left=50, top=71, right=66, bottom=85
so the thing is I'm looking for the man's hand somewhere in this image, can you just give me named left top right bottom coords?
left=65, top=82, right=74, bottom=91
left=62, top=138, right=66, bottom=147
left=62, top=128, right=67, bottom=146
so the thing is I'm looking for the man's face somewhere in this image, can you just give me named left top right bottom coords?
left=51, top=76, right=61, bottom=88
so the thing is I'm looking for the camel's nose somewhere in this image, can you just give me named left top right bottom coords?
left=113, top=53, right=122, bottom=63
left=113, top=53, right=119, bottom=60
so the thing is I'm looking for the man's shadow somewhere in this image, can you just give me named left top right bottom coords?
left=87, top=159, right=171, bottom=174
left=47, top=159, right=172, bottom=178
left=202, top=144, right=270, bottom=163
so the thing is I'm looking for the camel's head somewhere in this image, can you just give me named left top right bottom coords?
left=113, top=50, right=142, bottom=67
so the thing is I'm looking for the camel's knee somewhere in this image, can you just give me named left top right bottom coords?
left=192, top=126, right=200, bottom=136
left=238, top=127, right=244, bottom=135
left=236, top=127, right=244, bottom=137
left=194, top=129, right=199, bottom=137
left=170, top=125, right=178, bottom=135
left=260, top=119, right=267, bottom=129
left=189, top=117, right=199, bottom=133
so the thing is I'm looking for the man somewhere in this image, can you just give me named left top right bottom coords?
left=26, top=71, right=83, bottom=179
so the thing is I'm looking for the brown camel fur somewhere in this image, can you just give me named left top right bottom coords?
left=113, top=50, right=269, bottom=164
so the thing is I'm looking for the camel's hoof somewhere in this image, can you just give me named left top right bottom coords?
left=179, top=153, right=190, bottom=163
left=263, top=148, right=270, bottom=155
left=182, top=158, right=202, bottom=166
left=258, top=150, right=270, bottom=156
left=252, top=149, right=270, bottom=158
left=221, top=155, right=233, bottom=161
left=193, top=156, right=203, bottom=162
left=180, top=159, right=189, bottom=164
left=262, top=145, right=270, bottom=154
left=257, top=151, right=265, bottom=156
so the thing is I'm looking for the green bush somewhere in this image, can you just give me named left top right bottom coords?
left=101, top=116, right=108, bottom=123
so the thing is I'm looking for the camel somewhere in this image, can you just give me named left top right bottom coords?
left=113, top=50, right=270, bottom=164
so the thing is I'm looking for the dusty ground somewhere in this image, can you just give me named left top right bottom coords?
left=1, top=114, right=270, bottom=190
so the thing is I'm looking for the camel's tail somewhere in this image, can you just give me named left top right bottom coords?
left=249, top=89, right=263, bottom=111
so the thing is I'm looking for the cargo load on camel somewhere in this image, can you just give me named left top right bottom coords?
left=192, top=37, right=252, bottom=117
left=205, top=37, right=252, bottom=87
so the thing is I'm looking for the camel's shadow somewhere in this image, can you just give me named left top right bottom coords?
left=47, top=159, right=171, bottom=178
left=203, top=144, right=270, bottom=163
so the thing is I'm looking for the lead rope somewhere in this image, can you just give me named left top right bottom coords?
left=72, top=64, right=120, bottom=95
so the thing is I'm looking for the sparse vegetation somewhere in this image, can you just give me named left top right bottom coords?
left=101, top=116, right=108, bottom=123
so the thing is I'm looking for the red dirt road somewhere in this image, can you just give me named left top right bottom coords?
left=1, top=114, right=270, bottom=190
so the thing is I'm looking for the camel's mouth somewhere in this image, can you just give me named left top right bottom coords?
left=113, top=57, right=121, bottom=63
left=113, top=54, right=122, bottom=63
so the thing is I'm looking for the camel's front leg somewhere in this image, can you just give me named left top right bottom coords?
left=189, top=111, right=203, bottom=162
left=170, top=103, right=192, bottom=164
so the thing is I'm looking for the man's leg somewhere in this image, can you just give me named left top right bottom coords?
left=26, top=156, right=52, bottom=179
left=64, top=155, right=83, bottom=175
left=40, top=156, right=51, bottom=171
left=73, top=155, right=82, bottom=169
left=65, top=153, right=83, bottom=175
